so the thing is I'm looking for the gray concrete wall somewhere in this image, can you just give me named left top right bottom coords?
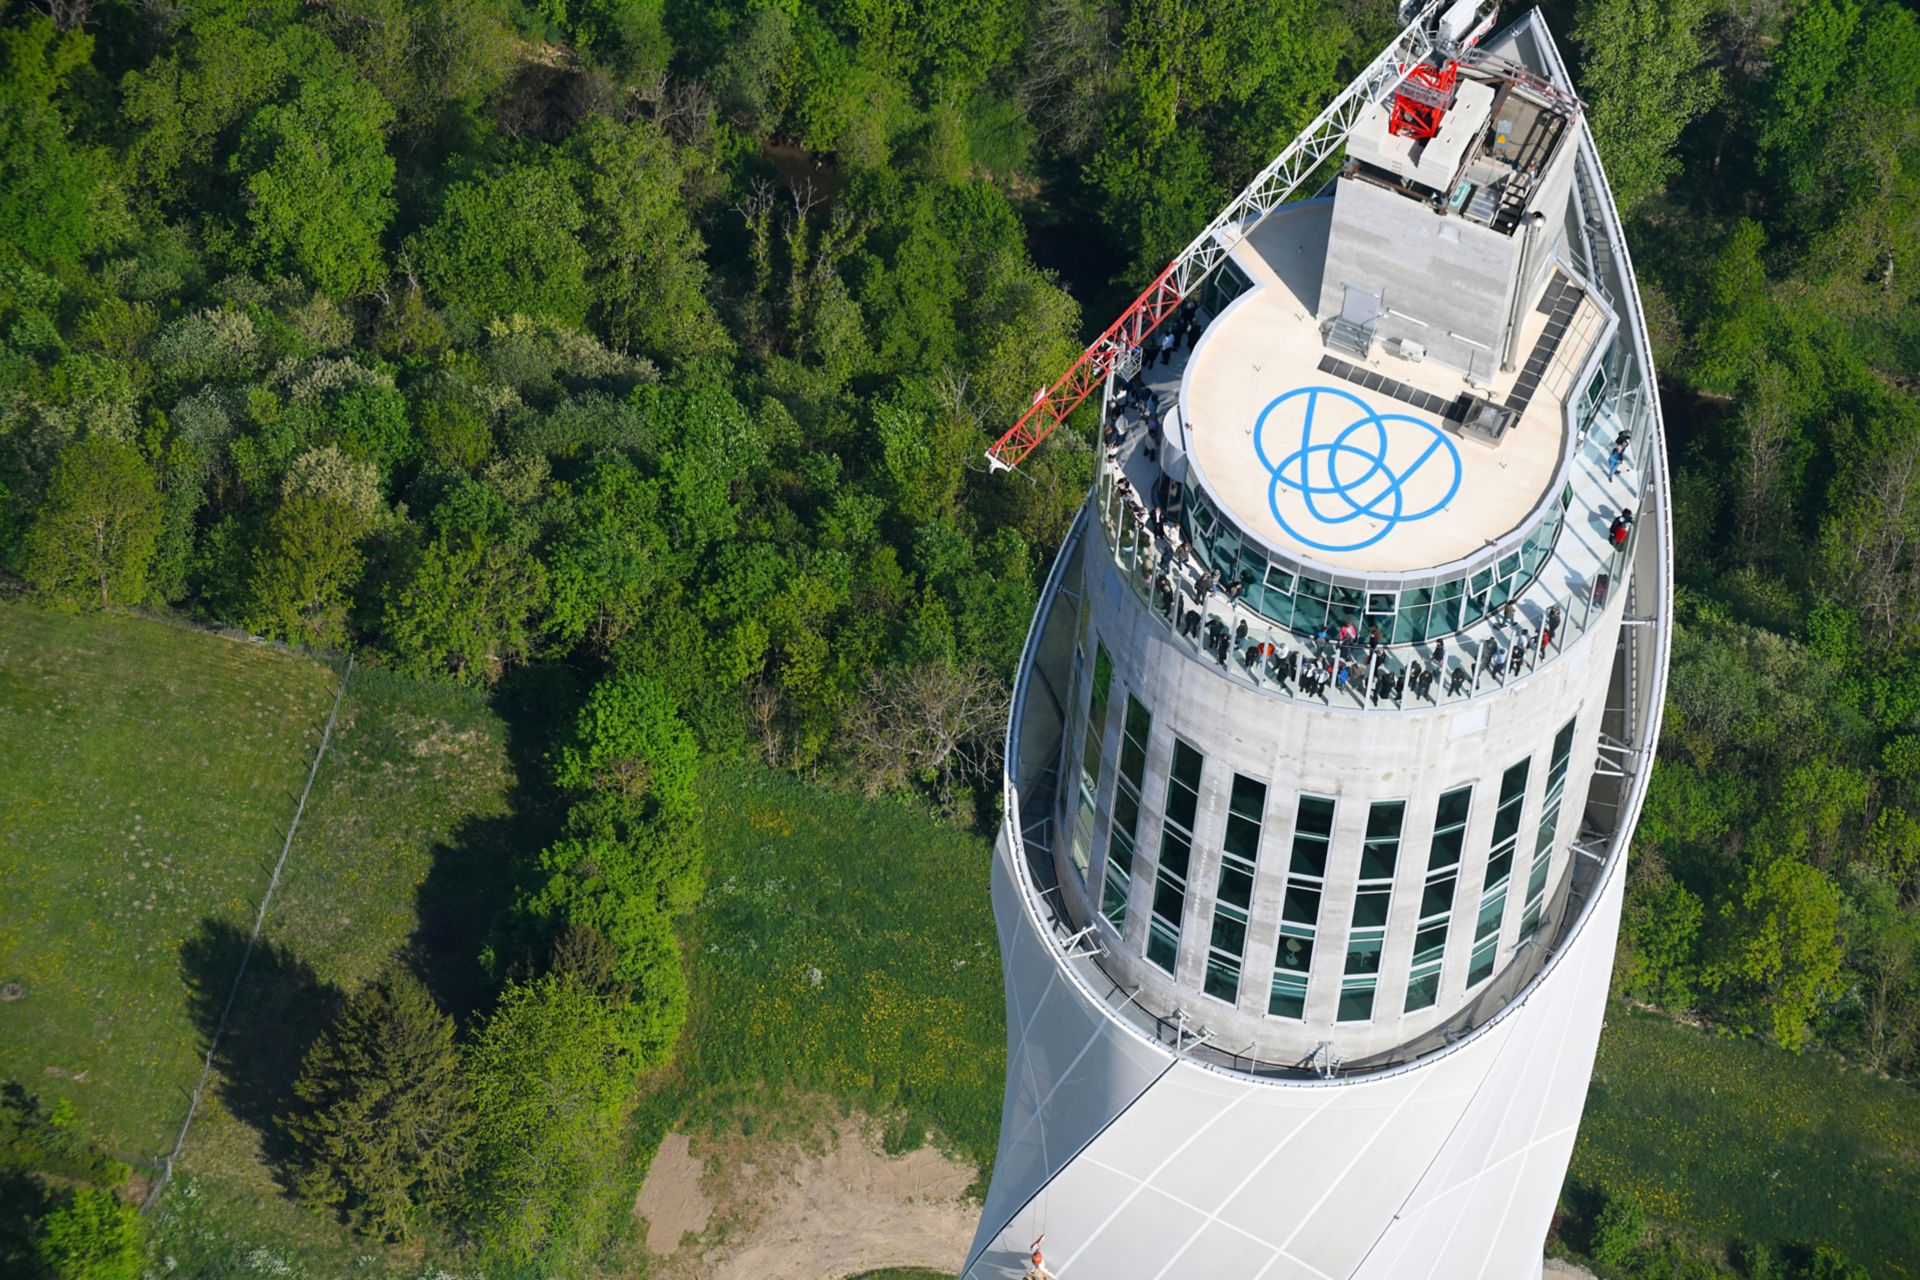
left=1317, top=175, right=1521, bottom=381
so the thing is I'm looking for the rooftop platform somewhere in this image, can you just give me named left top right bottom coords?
left=1174, top=201, right=1607, bottom=577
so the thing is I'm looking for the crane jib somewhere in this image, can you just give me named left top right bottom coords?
left=985, top=0, right=1498, bottom=475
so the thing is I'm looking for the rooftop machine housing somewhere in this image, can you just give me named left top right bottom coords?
left=1325, top=54, right=1580, bottom=384
left=1176, top=53, right=1610, bottom=586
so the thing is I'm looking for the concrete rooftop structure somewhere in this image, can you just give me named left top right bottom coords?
left=1179, top=203, right=1606, bottom=574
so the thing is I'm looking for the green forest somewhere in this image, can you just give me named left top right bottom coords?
left=1, top=0, right=1917, bottom=1276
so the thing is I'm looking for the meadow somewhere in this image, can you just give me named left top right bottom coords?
left=0, top=602, right=550, bottom=1278
left=144, top=664, right=565, bottom=1279
left=1569, top=1004, right=1920, bottom=1276
left=0, top=604, right=337, bottom=1162
left=638, top=764, right=1007, bottom=1180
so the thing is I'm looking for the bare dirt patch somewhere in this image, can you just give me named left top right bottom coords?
left=634, top=1132, right=713, bottom=1253
left=634, top=1113, right=975, bottom=1280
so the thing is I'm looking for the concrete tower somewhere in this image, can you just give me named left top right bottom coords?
left=966, top=7, right=1671, bottom=1279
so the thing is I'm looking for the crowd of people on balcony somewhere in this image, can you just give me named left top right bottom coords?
left=1097, top=306, right=1642, bottom=710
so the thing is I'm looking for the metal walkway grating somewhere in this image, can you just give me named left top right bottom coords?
left=1317, top=355, right=1468, bottom=422
left=1506, top=273, right=1582, bottom=417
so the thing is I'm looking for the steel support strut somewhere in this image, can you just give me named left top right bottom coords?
left=985, top=0, right=1495, bottom=472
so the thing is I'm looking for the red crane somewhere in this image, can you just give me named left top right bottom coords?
left=1389, top=60, right=1460, bottom=140
left=985, top=0, right=1497, bottom=474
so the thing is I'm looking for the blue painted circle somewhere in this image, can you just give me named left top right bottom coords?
left=1252, top=386, right=1462, bottom=553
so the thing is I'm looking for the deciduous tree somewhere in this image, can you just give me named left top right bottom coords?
left=0, top=18, right=129, bottom=270
left=34, top=1185, right=141, bottom=1280
left=463, top=973, right=632, bottom=1264
left=242, top=491, right=370, bottom=647
left=413, top=163, right=591, bottom=327
left=1706, top=855, right=1845, bottom=1050
left=1572, top=0, right=1720, bottom=211
left=572, top=116, right=728, bottom=361
left=555, top=668, right=699, bottom=820
left=381, top=478, right=549, bottom=683
left=22, top=437, right=161, bottom=609
left=839, top=657, right=1003, bottom=804
left=231, top=70, right=396, bottom=297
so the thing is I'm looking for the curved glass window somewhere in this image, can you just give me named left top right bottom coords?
left=1405, top=785, right=1471, bottom=1013
left=1269, top=795, right=1334, bottom=1020
left=1339, top=801, right=1403, bottom=1022
left=1469, top=759, right=1531, bottom=988
left=1205, top=775, right=1268, bottom=1003
left=1180, top=485, right=1568, bottom=645
left=1519, top=719, right=1577, bottom=940
left=1066, top=641, right=1113, bottom=881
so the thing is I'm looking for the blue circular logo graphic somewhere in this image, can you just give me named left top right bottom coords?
left=1253, top=386, right=1462, bottom=553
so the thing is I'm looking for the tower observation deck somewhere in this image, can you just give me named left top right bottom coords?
left=967, top=7, right=1671, bottom=1279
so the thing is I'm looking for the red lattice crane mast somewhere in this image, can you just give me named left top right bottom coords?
left=1389, top=60, right=1460, bottom=139
left=985, top=0, right=1498, bottom=474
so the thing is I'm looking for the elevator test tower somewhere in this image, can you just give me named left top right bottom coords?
left=966, top=4, right=1672, bottom=1277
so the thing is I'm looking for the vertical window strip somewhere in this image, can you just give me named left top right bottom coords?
left=1339, top=800, right=1404, bottom=1022
left=1147, top=738, right=1204, bottom=974
left=1102, top=695, right=1152, bottom=928
left=1058, top=633, right=1084, bottom=856
left=1406, top=784, right=1471, bottom=1012
left=1067, top=642, right=1114, bottom=880
left=1270, top=795, right=1335, bottom=1019
left=1468, top=759, right=1531, bottom=987
left=1205, top=774, right=1268, bottom=1003
left=1519, top=719, right=1577, bottom=940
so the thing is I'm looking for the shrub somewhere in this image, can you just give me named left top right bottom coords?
left=1798, top=1246, right=1869, bottom=1280
left=1592, top=1190, right=1647, bottom=1266
left=35, top=1186, right=142, bottom=1280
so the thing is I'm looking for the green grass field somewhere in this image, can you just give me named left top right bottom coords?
left=641, top=764, right=1006, bottom=1177
left=0, top=603, right=557, bottom=1277
left=0, top=605, right=338, bottom=1161
left=1570, top=1003, right=1920, bottom=1276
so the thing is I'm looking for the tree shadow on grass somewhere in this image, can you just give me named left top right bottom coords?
left=180, top=918, right=342, bottom=1175
left=0, top=1083, right=57, bottom=1276
left=1557, top=1179, right=1607, bottom=1256
left=410, top=661, right=581, bottom=1023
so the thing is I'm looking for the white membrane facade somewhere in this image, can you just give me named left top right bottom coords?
left=966, top=10, right=1672, bottom=1280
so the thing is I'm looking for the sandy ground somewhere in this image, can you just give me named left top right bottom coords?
left=633, top=1132, right=713, bottom=1253
left=634, top=1115, right=978, bottom=1280
left=632, top=1115, right=1591, bottom=1280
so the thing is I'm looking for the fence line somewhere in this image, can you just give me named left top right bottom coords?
left=141, top=653, right=355, bottom=1212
